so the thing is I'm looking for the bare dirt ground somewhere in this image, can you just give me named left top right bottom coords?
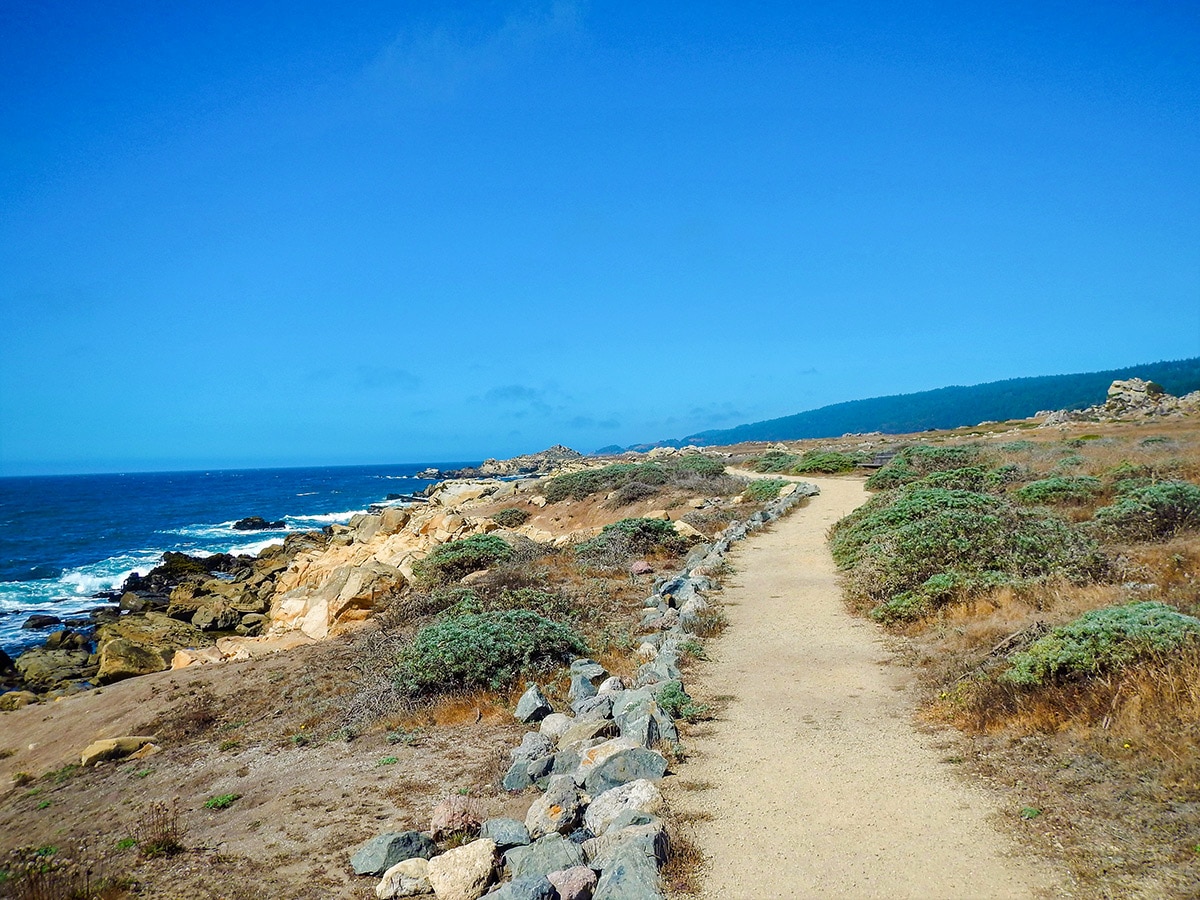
left=666, top=475, right=1068, bottom=899
left=0, top=634, right=529, bottom=898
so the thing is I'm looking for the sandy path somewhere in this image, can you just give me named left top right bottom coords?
left=667, top=475, right=1063, bottom=899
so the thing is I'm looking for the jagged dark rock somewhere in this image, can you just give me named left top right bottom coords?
left=232, top=516, right=286, bottom=531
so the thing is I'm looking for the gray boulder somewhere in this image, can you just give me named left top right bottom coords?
left=515, top=684, right=553, bottom=723
left=525, top=775, right=585, bottom=839
left=512, top=731, right=554, bottom=764
left=585, top=820, right=669, bottom=872
left=349, top=830, right=438, bottom=876
left=569, top=673, right=597, bottom=704
left=505, top=833, right=586, bottom=880
left=570, top=658, right=608, bottom=683
left=503, top=758, right=534, bottom=792
left=480, top=818, right=531, bottom=851
left=582, top=748, right=668, bottom=796
left=572, top=693, right=614, bottom=719
left=484, top=875, right=557, bottom=900
left=592, top=845, right=666, bottom=900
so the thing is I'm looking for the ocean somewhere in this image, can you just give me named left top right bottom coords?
left=0, top=462, right=471, bottom=656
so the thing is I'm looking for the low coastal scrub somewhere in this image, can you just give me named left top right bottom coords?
left=1092, top=479, right=1200, bottom=540
left=394, top=610, right=586, bottom=696
left=575, top=518, right=694, bottom=570
left=1000, top=602, right=1200, bottom=686
left=1014, top=475, right=1103, bottom=505
left=743, top=479, right=789, bottom=502
left=490, top=507, right=530, bottom=529
left=829, top=422, right=1200, bottom=896
left=411, top=534, right=514, bottom=586
left=830, top=487, right=1104, bottom=621
left=541, top=455, right=737, bottom=506
left=750, top=449, right=859, bottom=475
left=865, top=444, right=984, bottom=490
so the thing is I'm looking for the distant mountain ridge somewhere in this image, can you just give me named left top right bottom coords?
left=602, top=358, right=1200, bottom=452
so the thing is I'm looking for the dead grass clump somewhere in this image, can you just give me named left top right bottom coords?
left=145, top=691, right=217, bottom=742
left=661, top=824, right=704, bottom=896
left=958, top=643, right=1200, bottom=736
left=0, top=843, right=129, bottom=900
left=134, top=799, right=186, bottom=857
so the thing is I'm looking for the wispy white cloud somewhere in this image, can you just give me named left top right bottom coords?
left=365, top=1, right=584, bottom=100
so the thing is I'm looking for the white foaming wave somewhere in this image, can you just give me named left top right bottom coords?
left=287, top=509, right=367, bottom=525
left=296, top=491, right=318, bottom=496
left=221, top=536, right=284, bottom=557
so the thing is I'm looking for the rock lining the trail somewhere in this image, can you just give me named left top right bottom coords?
left=356, top=481, right=818, bottom=899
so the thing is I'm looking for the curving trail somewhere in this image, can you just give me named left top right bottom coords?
left=666, top=475, right=1063, bottom=899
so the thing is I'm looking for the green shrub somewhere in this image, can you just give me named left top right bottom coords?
left=751, top=450, right=800, bottom=473
left=1000, top=440, right=1036, bottom=452
left=1053, top=454, right=1085, bottom=469
left=865, top=445, right=983, bottom=489
left=1014, top=476, right=1103, bottom=506
left=744, top=479, right=788, bottom=501
left=574, top=518, right=694, bottom=570
left=543, top=456, right=731, bottom=503
left=1001, top=602, right=1200, bottom=686
left=606, top=481, right=662, bottom=507
left=830, top=488, right=1105, bottom=620
left=412, top=534, right=514, bottom=585
left=1093, top=480, right=1200, bottom=540
left=490, top=507, right=530, bottom=528
left=790, top=451, right=859, bottom=474
left=672, top=454, right=727, bottom=477
left=656, top=682, right=709, bottom=722
left=203, top=794, right=240, bottom=810
left=914, top=467, right=994, bottom=492
left=543, top=463, right=666, bottom=502
left=394, top=610, right=586, bottom=695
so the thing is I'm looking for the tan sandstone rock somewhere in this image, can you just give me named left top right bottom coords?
left=376, top=857, right=432, bottom=899
left=426, top=839, right=496, bottom=900
left=81, top=736, right=157, bottom=767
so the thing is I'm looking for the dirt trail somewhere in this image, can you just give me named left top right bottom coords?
left=667, top=475, right=1064, bottom=899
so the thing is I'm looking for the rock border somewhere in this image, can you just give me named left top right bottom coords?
left=362, top=481, right=819, bottom=900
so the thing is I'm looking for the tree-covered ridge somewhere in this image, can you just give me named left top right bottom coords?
left=621, top=358, right=1200, bottom=450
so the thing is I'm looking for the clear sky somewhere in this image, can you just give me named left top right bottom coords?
left=2, top=2, right=1198, bottom=475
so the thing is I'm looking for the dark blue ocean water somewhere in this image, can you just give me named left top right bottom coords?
left=0, top=462, right=471, bottom=655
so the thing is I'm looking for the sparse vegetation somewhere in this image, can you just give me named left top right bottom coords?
left=1001, top=602, right=1200, bottom=686
left=1093, top=479, right=1200, bottom=540
left=394, top=610, right=586, bottom=696
left=411, top=534, right=514, bottom=586
left=135, top=799, right=186, bottom=856
left=830, top=487, right=1105, bottom=620
left=202, top=793, right=240, bottom=810
left=657, top=682, right=710, bottom=723
left=490, top=507, right=530, bottom=528
left=743, top=479, right=788, bottom=501
left=542, top=455, right=738, bottom=505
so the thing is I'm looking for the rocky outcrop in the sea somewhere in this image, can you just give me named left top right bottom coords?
left=233, top=516, right=286, bottom=530
left=3, top=533, right=328, bottom=699
left=1040, top=378, right=1200, bottom=426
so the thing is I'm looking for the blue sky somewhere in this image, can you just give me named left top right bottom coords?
left=2, top=2, right=1197, bottom=475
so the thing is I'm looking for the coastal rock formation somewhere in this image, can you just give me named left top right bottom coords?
left=1041, top=378, right=1200, bottom=425
left=232, top=516, right=285, bottom=530
left=436, top=445, right=585, bottom=480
